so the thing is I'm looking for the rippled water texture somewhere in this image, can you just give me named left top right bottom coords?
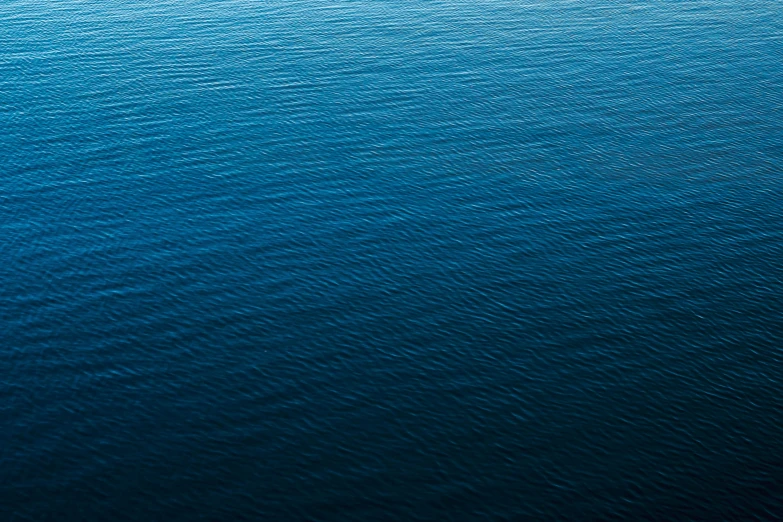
left=2, top=0, right=783, bottom=519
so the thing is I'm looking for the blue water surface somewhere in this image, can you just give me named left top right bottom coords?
left=2, top=0, right=783, bottom=519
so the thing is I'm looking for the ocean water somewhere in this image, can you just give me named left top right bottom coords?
left=2, top=0, right=782, bottom=519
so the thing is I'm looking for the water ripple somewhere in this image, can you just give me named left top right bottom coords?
left=2, top=0, right=783, bottom=520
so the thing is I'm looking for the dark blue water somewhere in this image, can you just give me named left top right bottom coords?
left=2, top=0, right=783, bottom=519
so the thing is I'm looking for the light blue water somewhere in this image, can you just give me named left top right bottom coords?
left=2, top=1, right=783, bottom=519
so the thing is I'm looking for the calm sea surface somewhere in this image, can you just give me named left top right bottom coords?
left=2, top=1, right=783, bottom=519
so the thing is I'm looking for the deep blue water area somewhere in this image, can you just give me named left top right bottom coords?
left=2, top=1, right=783, bottom=519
